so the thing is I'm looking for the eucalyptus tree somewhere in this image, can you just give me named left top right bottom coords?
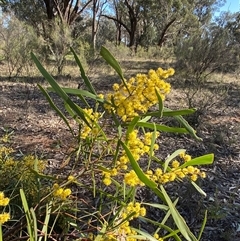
left=102, top=0, right=142, bottom=50
left=91, top=0, right=108, bottom=50
left=101, top=0, right=222, bottom=51
left=0, top=0, right=93, bottom=26
left=0, top=0, right=46, bottom=35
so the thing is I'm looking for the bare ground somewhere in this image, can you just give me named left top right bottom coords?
left=0, top=62, right=240, bottom=241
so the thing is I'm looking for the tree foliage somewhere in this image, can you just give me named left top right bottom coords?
left=0, top=0, right=93, bottom=25
left=0, top=0, right=239, bottom=77
left=175, top=11, right=240, bottom=80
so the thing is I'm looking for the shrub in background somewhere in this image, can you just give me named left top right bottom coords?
left=0, top=13, right=41, bottom=78
left=43, top=20, right=73, bottom=75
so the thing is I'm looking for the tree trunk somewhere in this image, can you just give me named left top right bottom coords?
left=157, top=18, right=176, bottom=47
left=92, top=0, right=97, bottom=50
left=43, top=0, right=93, bottom=25
left=116, top=23, right=122, bottom=45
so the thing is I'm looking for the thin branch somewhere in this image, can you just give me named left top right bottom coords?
left=157, top=17, right=176, bottom=46
left=101, top=14, right=131, bottom=35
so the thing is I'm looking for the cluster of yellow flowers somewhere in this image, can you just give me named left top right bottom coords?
left=0, top=134, right=10, bottom=143
left=22, top=155, right=46, bottom=173
left=0, top=192, right=10, bottom=225
left=0, top=146, right=13, bottom=157
left=104, top=68, right=173, bottom=122
left=99, top=202, right=146, bottom=241
left=124, top=170, right=144, bottom=187
left=67, top=175, right=75, bottom=182
left=0, top=145, right=47, bottom=204
left=102, top=130, right=159, bottom=186
left=123, top=202, right=146, bottom=219
left=53, top=184, right=71, bottom=200
left=153, top=233, right=164, bottom=241
left=146, top=152, right=206, bottom=184
left=80, top=108, right=102, bottom=139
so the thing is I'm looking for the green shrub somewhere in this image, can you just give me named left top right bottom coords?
left=33, top=47, right=212, bottom=240
left=0, top=13, right=41, bottom=78
left=0, top=135, right=46, bottom=206
left=0, top=47, right=213, bottom=241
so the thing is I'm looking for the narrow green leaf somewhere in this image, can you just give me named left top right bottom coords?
left=29, top=169, right=58, bottom=180
left=77, top=93, right=91, bottom=108
left=198, top=210, right=207, bottom=241
left=30, top=208, right=37, bottom=241
left=163, top=108, right=196, bottom=116
left=136, top=121, right=189, bottom=133
left=52, top=88, right=101, bottom=101
left=152, top=187, right=166, bottom=203
left=147, top=123, right=157, bottom=169
left=163, top=229, right=182, bottom=240
left=112, top=212, right=136, bottom=229
left=31, top=52, right=90, bottom=127
left=129, top=235, right=152, bottom=240
left=126, top=116, right=140, bottom=135
left=142, top=111, right=164, bottom=117
left=161, top=198, right=179, bottom=226
left=39, top=202, right=52, bottom=241
left=70, top=47, right=97, bottom=95
left=191, top=181, right=207, bottom=197
left=180, top=154, right=214, bottom=168
left=38, top=84, right=74, bottom=136
left=20, top=189, right=35, bottom=241
left=0, top=225, right=3, bottom=241
left=142, top=202, right=169, bottom=211
left=160, top=185, right=198, bottom=241
left=64, top=102, right=81, bottom=123
left=143, top=108, right=196, bottom=118
left=120, top=140, right=171, bottom=203
left=140, top=116, right=151, bottom=122
left=131, top=228, right=158, bottom=241
left=164, top=149, right=186, bottom=173
left=53, top=87, right=91, bottom=107
left=100, top=46, right=124, bottom=81
left=174, top=115, right=202, bottom=140
left=155, top=89, right=164, bottom=117
left=120, top=141, right=157, bottom=189
left=140, top=216, right=182, bottom=241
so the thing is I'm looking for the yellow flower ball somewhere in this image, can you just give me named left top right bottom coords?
left=191, top=174, right=198, bottom=181
left=172, top=160, right=180, bottom=168
left=103, top=178, right=112, bottom=186
left=0, top=212, right=10, bottom=225
left=0, top=192, right=10, bottom=206
left=68, top=175, right=75, bottom=182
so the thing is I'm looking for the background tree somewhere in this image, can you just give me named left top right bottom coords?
left=0, top=0, right=239, bottom=78
left=91, top=0, right=107, bottom=50
left=175, top=10, right=240, bottom=80
left=0, top=12, right=41, bottom=77
left=102, top=0, right=142, bottom=50
left=101, top=0, right=225, bottom=51
left=0, top=0, right=93, bottom=25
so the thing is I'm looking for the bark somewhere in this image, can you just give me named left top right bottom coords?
left=123, top=0, right=138, bottom=47
left=43, top=0, right=92, bottom=25
left=157, top=17, right=177, bottom=47
left=102, top=0, right=139, bottom=48
left=43, top=0, right=55, bottom=20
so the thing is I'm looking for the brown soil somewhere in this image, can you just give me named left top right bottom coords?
left=0, top=65, right=240, bottom=241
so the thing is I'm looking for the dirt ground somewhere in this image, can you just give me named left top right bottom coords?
left=1, top=62, right=240, bottom=240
